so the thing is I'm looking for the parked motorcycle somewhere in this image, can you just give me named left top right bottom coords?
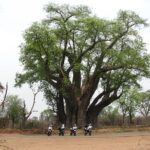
left=84, top=124, right=92, bottom=136
left=59, top=128, right=65, bottom=136
left=70, top=128, right=77, bottom=136
left=59, top=124, right=65, bottom=136
left=47, top=129, right=52, bottom=136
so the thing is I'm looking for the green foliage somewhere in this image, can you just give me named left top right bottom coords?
left=99, top=105, right=120, bottom=125
left=6, top=95, right=23, bottom=127
left=118, top=87, right=142, bottom=125
left=15, top=4, right=150, bottom=88
left=73, top=63, right=83, bottom=72
left=15, top=3, right=150, bottom=125
left=136, top=90, right=150, bottom=118
left=119, top=87, right=139, bottom=112
left=40, top=108, right=54, bottom=122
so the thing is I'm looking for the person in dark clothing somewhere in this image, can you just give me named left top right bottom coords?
left=58, top=124, right=65, bottom=136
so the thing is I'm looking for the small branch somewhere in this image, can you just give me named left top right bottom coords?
left=0, top=83, right=8, bottom=111
left=25, top=86, right=40, bottom=120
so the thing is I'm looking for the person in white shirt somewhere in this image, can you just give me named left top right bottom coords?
left=73, top=124, right=77, bottom=130
left=48, top=125, right=52, bottom=131
left=70, top=124, right=77, bottom=136
left=61, top=124, right=65, bottom=129
left=87, top=123, right=92, bottom=130
left=84, top=123, right=92, bottom=136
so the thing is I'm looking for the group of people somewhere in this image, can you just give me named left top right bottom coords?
left=47, top=123, right=93, bottom=136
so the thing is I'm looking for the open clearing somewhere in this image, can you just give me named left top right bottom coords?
left=0, top=132, right=150, bottom=150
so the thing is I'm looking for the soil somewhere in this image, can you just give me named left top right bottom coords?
left=0, top=131, right=150, bottom=150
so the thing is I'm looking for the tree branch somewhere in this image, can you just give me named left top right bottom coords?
left=0, top=83, right=8, bottom=111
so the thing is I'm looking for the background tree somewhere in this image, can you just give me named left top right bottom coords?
left=0, top=83, right=8, bottom=112
left=21, top=84, right=40, bottom=128
left=40, top=108, right=54, bottom=123
left=137, top=90, right=150, bottom=122
left=15, top=3, right=150, bottom=127
left=99, top=105, right=120, bottom=126
left=0, top=82, right=4, bottom=92
left=118, top=87, right=139, bottom=125
left=6, top=95, right=23, bottom=128
left=118, top=98, right=128, bottom=125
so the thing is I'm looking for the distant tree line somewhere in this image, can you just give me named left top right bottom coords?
left=0, top=84, right=150, bottom=129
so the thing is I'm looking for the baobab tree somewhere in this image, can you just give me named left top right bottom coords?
left=15, top=3, right=150, bottom=126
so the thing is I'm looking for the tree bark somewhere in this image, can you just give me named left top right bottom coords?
left=12, top=118, right=15, bottom=128
left=122, top=113, right=125, bottom=125
left=77, top=106, right=86, bottom=127
left=56, top=93, right=66, bottom=124
left=86, top=106, right=101, bottom=128
left=129, top=111, right=133, bottom=125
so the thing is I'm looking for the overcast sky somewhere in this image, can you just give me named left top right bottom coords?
left=0, top=0, right=150, bottom=117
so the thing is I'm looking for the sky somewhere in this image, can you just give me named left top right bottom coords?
left=0, top=0, right=150, bottom=117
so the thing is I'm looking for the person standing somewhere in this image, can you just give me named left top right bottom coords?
left=59, top=124, right=65, bottom=136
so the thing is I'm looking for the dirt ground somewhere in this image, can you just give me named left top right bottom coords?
left=0, top=132, right=150, bottom=150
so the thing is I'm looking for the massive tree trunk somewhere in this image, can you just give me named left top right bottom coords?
left=65, top=102, right=87, bottom=128
left=65, top=96, right=79, bottom=127
left=76, top=105, right=86, bottom=127
left=56, top=93, right=66, bottom=124
left=129, top=110, right=133, bottom=125
left=86, top=105, right=101, bottom=127
left=56, top=72, right=122, bottom=127
left=65, top=102, right=73, bottom=127
left=86, top=90, right=122, bottom=127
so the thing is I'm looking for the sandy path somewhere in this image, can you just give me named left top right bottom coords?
left=0, top=132, right=150, bottom=150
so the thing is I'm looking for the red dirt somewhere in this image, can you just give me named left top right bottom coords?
left=0, top=131, right=150, bottom=150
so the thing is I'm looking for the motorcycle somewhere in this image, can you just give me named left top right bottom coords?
left=84, top=125, right=92, bottom=136
left=58, top=127, right=65, bottom=136
left=70, top=128, right=77, bottom=136
left=47, top=129, right=52, bottom=136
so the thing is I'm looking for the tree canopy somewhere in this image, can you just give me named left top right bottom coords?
left=15, top=3, right=150, bottom=126
left=6, top=95, right=23, bottom=128
left=137, top=90, right=150, bottom=119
